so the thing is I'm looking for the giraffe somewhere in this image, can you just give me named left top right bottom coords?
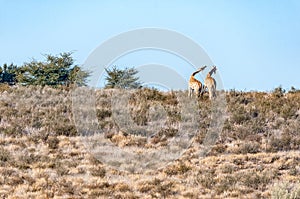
left=188, top=66, right=207, bottom=98
left=204, top=66, right=217, bottom=100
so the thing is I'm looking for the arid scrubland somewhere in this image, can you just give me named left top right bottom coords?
left=0, top=85, right=299, bottom=198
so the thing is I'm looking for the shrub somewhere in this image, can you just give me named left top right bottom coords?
left=164, top=162, right=190, bottom=175
left=231, top=105, right=251, bottom=125
left=96, top=109, right=112, bottom=120
left=215, top=174, right=238, bottom=194
left=235, top=141, right=261, bottom=154
left=47, top=136, right=60, bottom=149
left=0, top=83, right=11, bottom=92
left=271, top=182, right=300, bottom=199
left=239, top=169, right=275, bottom=190
left=268, top=133, right=294, bottom=152
left=288, top=86, right=300, bottom=94
left=104, top=66, right=141, bottom=89
left=90, top=166, right=106, bottom=178
left=0, top=147, right=11, bottom=162
left=272, top=86, right=285, bottom=98
left=196, top=168, right=216, bottom=189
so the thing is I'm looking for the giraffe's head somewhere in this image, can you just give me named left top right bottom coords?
left=211, top=66, right=217, bottom=74
left=199, top=65, right=207, bottom=71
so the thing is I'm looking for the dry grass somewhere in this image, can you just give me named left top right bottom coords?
left=0, top=85, right=299, bottom=198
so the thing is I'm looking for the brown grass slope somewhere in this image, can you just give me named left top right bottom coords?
left=0, top=85, right=299, bottom=198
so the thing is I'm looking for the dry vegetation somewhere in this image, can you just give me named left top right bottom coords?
left=0, top=85, right=300, bottom=198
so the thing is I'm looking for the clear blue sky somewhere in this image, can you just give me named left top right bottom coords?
left=1, top=0, right=300, bottom=91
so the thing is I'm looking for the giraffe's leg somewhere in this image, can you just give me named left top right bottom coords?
left=208, top=88, right=212, bottom=100
left=190, top=88, right=194, bottom=97
left=200, top=85, right=204, bottom=97
left=195, top=88, right=199, bottom=98
left=212, top=87, right=216, bottom=98
left=214, top=87, right=217, bottom=98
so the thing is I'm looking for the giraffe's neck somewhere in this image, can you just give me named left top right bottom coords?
left=191, top=70, right=200, bottom=77
left=208, top=68, right=216, bottom=77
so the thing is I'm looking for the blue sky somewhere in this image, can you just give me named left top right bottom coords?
left=1, top=0, right=300, bottom=91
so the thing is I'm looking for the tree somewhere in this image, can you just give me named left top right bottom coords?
left=68, top=65, right=89, bottom=86
left=16, top=52, right=89, bottom=86
left=104, top=66, right=141, bottom=89
left=0, top=63, right=18, bottom=85
left=272, top=86, right=285, bottom=98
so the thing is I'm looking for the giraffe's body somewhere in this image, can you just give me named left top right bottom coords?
left=204, top=66, right=217, bottom=100
left=188, top=66, right=207, bottom=98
